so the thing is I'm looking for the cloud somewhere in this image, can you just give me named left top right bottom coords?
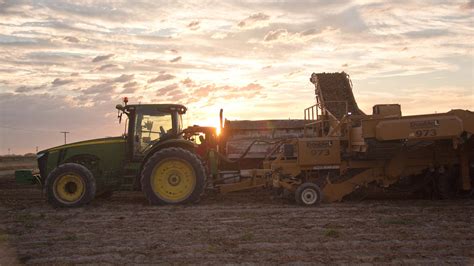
left=51, top=78, right=73, bottom=87
left=181, top=78, right=197, bottom=87
left=220, top=83, right=264, bottom=99
left=15, top=85, right=45, bottom=93
left=123, top=81, right=138, bottom=89
left=157, top=83, right=179, bottom=95
left=330, top=6, right=367, bottom=33
left=63, top=36, right=80, bottom=43
left=92, top=54, right=114, bottom=62
left=240, top=83, right=262, bottom=92
left=121, top=82, right=139, bottom=93
left=262, top=27, right=336, bottom=44
left=461, top=0, right=473, bottom=9
left=300, top=29, right=318, bottom=36
left=82, top=83, right=115, bottom=95
left=263, top=29, right=287, bottom=42
left=187, top=21, right=200, bottom=30
left=169, top=56, right=182, bottom=63
left=168, top=91, right=187, bottom=102
left=404, top=29, right=449, bottom=39
left=211, top=32, right=228, bottom=39
left=238, top=12, right=270, bottom=28
left=96, top=64, right=120, bottom=71
left=121, top=86, right=138, bottom=94
left=192, top=82, right=264, bottom=100
left=193, top=84, right=215, bottom=97
left=148, top=73, right=176, bottom=83
left=114, top=74, right=134, bottom=83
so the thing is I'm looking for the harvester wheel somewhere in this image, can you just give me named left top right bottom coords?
left=295, top=183, right=322, bottom=206
left=45, top=163, right=96, bottom=207
left=141, top=147, right=206, bottom=205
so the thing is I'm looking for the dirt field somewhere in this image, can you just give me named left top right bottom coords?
left=0, top=174, right=473, bottom=265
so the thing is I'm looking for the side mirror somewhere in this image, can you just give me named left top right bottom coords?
left=116, top=105, right=125, bottom=124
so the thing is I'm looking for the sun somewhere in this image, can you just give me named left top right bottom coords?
left=192, top=116, right=222, bottom=136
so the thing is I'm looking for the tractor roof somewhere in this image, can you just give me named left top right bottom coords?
left=125, top=103, right=187, bottom=114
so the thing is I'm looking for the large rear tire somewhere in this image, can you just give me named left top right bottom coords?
left=141, top=147, right=206, bottom=205
left=45, top=163, right=96, bottom=207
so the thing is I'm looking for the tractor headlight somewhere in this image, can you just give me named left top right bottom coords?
left=36, top=152, right=46, bottom=159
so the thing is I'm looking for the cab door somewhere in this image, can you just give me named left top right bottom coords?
left=131, top=109, right=175, bottom=160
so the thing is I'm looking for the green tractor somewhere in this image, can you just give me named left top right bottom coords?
left=34, top=101, right=215, bottom=207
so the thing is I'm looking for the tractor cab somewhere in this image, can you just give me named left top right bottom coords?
left=116, top=102, right=188, bottom=159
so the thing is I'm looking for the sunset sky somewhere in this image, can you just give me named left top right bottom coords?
left=0, top=0, right=473, bottom=154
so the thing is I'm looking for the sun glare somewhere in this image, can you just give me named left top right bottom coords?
left=195, top=116, right=222, bottom=136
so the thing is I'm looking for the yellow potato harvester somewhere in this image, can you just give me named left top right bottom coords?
left=210, top=72, right=473, bottom=206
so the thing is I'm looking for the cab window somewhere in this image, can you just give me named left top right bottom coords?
left=134, top=110, right=173, bottom=154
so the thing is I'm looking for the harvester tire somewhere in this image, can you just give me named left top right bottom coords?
left=45, top=163, right=96, bottom=208
left=295, top=182, right=322, bottom=206
left=141, top=147, right=206, bottom=205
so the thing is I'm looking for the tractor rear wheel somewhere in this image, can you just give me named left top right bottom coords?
left=295, top=182, right=322, bottom=206
left=45, top=163, right=96, bottom=207
left=141, top=147, right=206, bottom=205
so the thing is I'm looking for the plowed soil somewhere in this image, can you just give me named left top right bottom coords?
left=0, top=175, right=473, bottom=264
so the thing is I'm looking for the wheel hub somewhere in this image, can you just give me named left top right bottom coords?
left=168, top=174, right=181, bottom=186
left=65, top=182, right=78, bottom=194
left=301, top=189, right=318, bottom=205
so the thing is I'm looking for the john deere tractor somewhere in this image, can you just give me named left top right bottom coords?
left=34, top=101, right=210, bottom=207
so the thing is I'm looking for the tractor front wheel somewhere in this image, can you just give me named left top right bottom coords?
left=141, top=147, right=206, bottom=205
left=45, top=163, right=96, bottom=207
left=295, top=182, right=322, bottom=206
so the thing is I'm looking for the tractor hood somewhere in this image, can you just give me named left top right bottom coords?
left=37, top=136, right=126, bottom=156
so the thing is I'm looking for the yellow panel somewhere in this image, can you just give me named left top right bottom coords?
left=297, top=138, right=341, bottom=166
left=375, top=115, right=463, bottom=141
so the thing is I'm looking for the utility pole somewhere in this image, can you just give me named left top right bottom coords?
left=60, top=131, right=70, bottom=144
